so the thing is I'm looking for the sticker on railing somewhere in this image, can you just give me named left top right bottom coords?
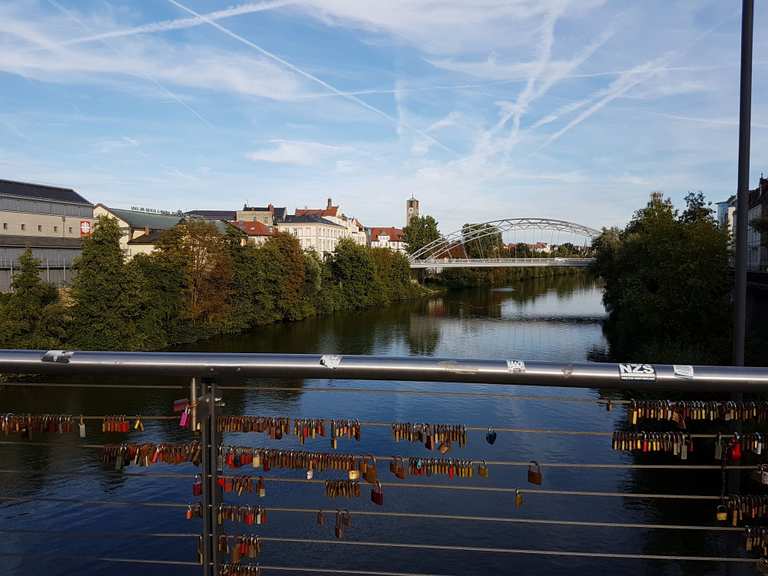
left=506, top=360, right=526, bottom=373
left=673, top=365, right=695, bottom=379
left=320, top=355, right=343, bottom=369
left=618, top=363, right=656, bottom=381
left=41, top=350, right=73, bottom=364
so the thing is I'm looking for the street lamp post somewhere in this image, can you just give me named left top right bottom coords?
left=733, top=0, right=754, bottom=366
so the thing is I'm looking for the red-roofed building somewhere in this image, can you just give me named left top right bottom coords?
left=295, top=198, right=339, bottom=218
left=368, top=226, right=406, bottom=253
left=232, top=220, right=278, bottom=246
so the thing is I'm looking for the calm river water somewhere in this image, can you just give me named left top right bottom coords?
left=0, top=275, right=751, bottom=575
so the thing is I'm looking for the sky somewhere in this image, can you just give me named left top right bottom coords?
left=0, top=0, right=766, bottom=234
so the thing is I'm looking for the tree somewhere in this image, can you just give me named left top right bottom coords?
left=155, top=220, right=233, bottom=326
left=461, top=223, right=503, bottom=258
left=592, top=192, right=731, bottom=363
left=0, top=248, right=67, bottom=348
left=330, top=238, right=381, bottom=309
left=257, top=232, right=307, bottom=322
left=69, top=216, right=142, bottom=350
left=403, top=215, right=441, bottom=255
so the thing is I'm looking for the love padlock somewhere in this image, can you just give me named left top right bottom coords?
left=527, top=461, right=542, bottom=485
left=486, top=427, right=497, bottom=445
left=371, top=481, right=383, bottom=506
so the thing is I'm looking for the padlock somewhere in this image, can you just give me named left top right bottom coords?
left=257, top=476, right=266, bottom=498
left=486, top=427, right=497, bottom=445
left=527, top=461, right=542, bottom=485
left=371, top=482, right=384, bottom=506
left=179, top=407, right=190, bottom=429
left=348, top=469, right=360, bottom=481
left=438, top=441, right=451, bottom=455
left=762, top=464, right=768, bottom=485
left=364, top=456, right=378, bottom=484
left=514, top=488, right=523, bottom=509
left=185, top=505, right=193, bottom=520
left=79, top=416, right=86, bottom=439
left=716, top=504, right=728, bottom=522
left=317, top=510, right=325, bottom=525
left=395, top=458, right=406, bottom=480
left=478, top=460, right=489, bottom=478
left=193, top=474, right=203, bottom=496
left=731, top=439, right=743, bottom=462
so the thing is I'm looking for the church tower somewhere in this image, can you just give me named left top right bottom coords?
left=406, top=196, right=419, bottom=225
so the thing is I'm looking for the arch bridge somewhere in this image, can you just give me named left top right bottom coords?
left=408, top=218, right=600, bottom=269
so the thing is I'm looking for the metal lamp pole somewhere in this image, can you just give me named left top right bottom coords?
left=733, top=0, right=754, bottom=366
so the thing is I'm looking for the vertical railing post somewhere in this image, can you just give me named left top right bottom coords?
left=208, top=379, right=221, bottom=575
left=199, top=379, right=213, bottom=576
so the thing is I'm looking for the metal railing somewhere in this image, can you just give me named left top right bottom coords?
left=3, top=349, right=768, bottom=575
left=409, top=257, right=595, bottom=269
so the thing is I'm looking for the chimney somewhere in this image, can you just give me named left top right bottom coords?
left=327, top=198, right=332, bottom=209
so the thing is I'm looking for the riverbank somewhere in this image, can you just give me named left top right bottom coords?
left=425, top=265, right=590, bottom=289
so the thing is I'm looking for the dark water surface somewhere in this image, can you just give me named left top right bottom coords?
left=0, top=275, right=751, bottom=575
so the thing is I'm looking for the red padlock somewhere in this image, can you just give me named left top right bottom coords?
left=193, top=475, right=203, bottom=496
left=731, top=440, right=742, bottom=461
left=371, top=482, right=384, bottom=505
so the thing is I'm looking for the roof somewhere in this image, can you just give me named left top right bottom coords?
left=97, top=205, right=182, bottom=230
left=127, top=230, right=164, bottom=245
left=281, top=215, right=344, bottom=227
left=369, top=227, right=404, bottom=243
left=232, top=220, right=277, bottom=237
left=0, top=178, right=92, bottom=206
left=0, top=235, right=83, bottom=249
left=295, top=206, right=339, bottom=218
left=186, top=210, right=237, bottom=220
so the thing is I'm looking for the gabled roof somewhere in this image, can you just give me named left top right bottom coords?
left=96, top=205, right=182, bottom=230
left=281, top=215, right=344, bottom=227
left=232, top=220, right=277, bottom=237
left=127, top=229, right=165, bottom=245
left=369, top=226, right=404, bottom=243
left=186, top=210, right=237, bottom=221
left=0, top=178, right=92, bottom=206
left=295, top=206, right=339, bottom=218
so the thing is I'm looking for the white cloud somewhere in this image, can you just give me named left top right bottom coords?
left=247, top=140, right=350, bottom=165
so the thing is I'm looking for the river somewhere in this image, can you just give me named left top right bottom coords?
left=0, top=274, right=749, bottom=575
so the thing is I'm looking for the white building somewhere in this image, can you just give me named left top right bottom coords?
left=277, top=215, right=346, bottom=256
left=295, top=199, right=366, bottom=246
left=94, top=204, right=182, bottom=259
left=721, top=176, right=768, bottom=271
left=368, top=227, right=407, bottom=253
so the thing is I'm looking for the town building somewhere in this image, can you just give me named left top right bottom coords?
left=237, top=204, right=287, bottom=226
left=232, top=220, right=278, bottom=246
left=0, top=178, right=94, bottom=291
left=292, top=198, right=367, bottom=247
left=277, top=214, right=346, bottom=256
left=94, top=205, right=183, bottom=259
left=719, top=176, right=768, bottom=271
left=368, top=226, right=407, bottom=253
left=406, top=196, right=419, bottom=225
left=185, top=209, right=237, bottom=221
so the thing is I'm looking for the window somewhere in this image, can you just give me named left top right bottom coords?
left=2, top=223, right=7, bottom=231
left=68, top=227, right=73, bottom=234
left=20, top=224, right=26, bottom=231
left=37, top=225, right=42, bottom=232
left=54, top=226, right=58, bottom=232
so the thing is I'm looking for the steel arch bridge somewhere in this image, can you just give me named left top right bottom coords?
left=408, top=218, right=600, bottom=269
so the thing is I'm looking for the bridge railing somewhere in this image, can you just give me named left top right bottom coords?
left=2, top=350, right=767, bottom=575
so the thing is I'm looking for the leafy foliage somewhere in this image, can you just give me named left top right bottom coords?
left=2, top=220, right=425, bottom=351
left=403, top=215, right=441, bottom=255
left=592, top=192, right=731, bottom=363
left=0, top=248, right=66, bottom=348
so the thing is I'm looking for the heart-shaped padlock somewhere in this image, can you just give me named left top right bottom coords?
left=486, top=427, right=497, bottom=445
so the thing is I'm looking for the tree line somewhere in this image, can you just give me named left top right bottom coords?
left=0, top=216, right=422, bottom=350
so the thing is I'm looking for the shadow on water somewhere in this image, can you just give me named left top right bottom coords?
left=1, top=273, right=751, bottom=575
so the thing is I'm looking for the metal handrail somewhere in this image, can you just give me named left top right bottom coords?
left=2, top=349, right=768, bottom=392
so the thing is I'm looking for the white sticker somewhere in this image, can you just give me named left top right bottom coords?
left=673, top=365, right=695, bottom=379
left=320, top=355, right=343, bottom=369
left=506, top=360, right=526, bottom=373
left=618, top=363, right=656, bottom=381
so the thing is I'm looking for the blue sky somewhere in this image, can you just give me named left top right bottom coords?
left=0, top=0, right=766, bottom=233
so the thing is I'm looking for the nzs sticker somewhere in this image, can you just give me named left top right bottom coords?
left=619, top=363, right=655, bottom=381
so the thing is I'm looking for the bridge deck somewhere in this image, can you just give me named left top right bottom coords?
left=409, top=257, right=594, bottom=269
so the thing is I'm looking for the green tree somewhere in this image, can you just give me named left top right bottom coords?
left=462, top=223, right=503, bottom=258
left=330, top=238, right=381, bottom=309
left=403, top=215, right=441, bottom=255
left=69, top=215, right=143, bottom=350
left=257, top=232, right=307, bottom=321
left=592, top=192, right=731, bottom=363
left=0, top=248, right=67, bottom=348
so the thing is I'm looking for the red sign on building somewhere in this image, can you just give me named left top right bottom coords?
left=80, top=220, right=92, bottom=237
